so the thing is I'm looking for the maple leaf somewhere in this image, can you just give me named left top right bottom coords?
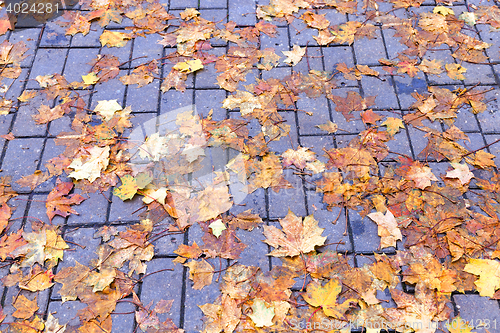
left=113, top=174, right=140, bottom=200
left=446, top=63, right=467, bottom=81
left=467, top=150, right=496, bottom=169
left=174, top=242, right=202, bottom=262
left=361, top=109, right=382, bottom=124
left=222, top=90, right=262, bottom=116
left=82, top=72, right=100, bottom=85
left=100, top=30, right=131, bottom=47
left=303, top=278, right=357, bottom=319
left=19, top=267, right=55, bottom=292
left=196, top=185, right=233, bottom=222
left=46, top=181, right=85, bottom=221
left=316, top=121, right=338, bottom=133
left=281, top=146, right=316, bottom=169
left=419, top=59, right=444, bottom=75
left=330, top=91, right=376, bottom=121
left=367, top=209, right=402, bottom=249
left=94, top=99, right=122, bottom=121
left=464, top=258, right=500, bottom=297
left=282, top=45, right=306, bottom=66
left=406, top=163, right=438, bottom=190
left=33, top=104, right=65, bottom=124
left=445, top=162, right=474, bottom=185
left=229, top=210, right=263, bottom=231
left=44, top=313, right=67, bottom=333
left=68, top=146, right=110, bottom=183
left=433, top=6, right=454, bottom=16
left=248, top=299, right=275, bottom=327
left=185, top=259, right=214, bottom=290
left=209, top=219, right=227, bottom=238
left=0, top=203, right=10, bottom=234
left=172, top=59, right=204, bottom=73
left=263, top=210, right=326, bottom=257
left=13, top=295, right=38, bottom=319
left=381, top=117, right=405, bottom=136
left=16, top=170, right=51, bottom=191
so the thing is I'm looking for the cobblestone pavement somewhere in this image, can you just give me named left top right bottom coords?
left=1, top=0, right=500, bottom=332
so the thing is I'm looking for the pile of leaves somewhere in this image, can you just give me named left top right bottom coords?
left=0, top=0, right=500, bottom=332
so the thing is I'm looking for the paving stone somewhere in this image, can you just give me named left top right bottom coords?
left=3, top=288, right=50, bottom=323
left=160, top=88, right=194, bottom=114
left=71, top=26, right=104, bottom=47
left=26, top=48, right=67, bottom=89
left=261, top=66, right=291, bottom=81
left=67, top=190, right=111, bottom=224
left=288, top=15, right=318, bottom=47
left=110, top=301, right=136, bottom=333
left=8, top=28, right=40, bottom=67
left=349, top=210, right=390, bottom=253
left=381, top=28, right=408, bottom=60
left=63, top=48, right=100, bottom=83
left=268, top=169, right=306, bottom=219
left=125, top=79, right=160, bottom=112
left=322, top=46, right=357, bottom=87
left=12, top=94, right=49, bottom=137
left=90, top=70, right=128, bottom=109
left=237, top=68, right=259, bottom=91
left=392, top=75, right=426, bottom=110
left=306, top=191, right=351, bottom=252
left=360, top=68, right=399, bottom=110
left=0, top=113, right=13, bottom=150
left=109, top=193, right=145, bottom=222
left=484, top=134, right=500, bottom=167
left=1, top=138, right=44, bottom=192
left=299, top=135, right=335, bottom=188
left=297, top=96, right=332, bottom=135
left=422, top=50, right=458, bottom=85
left=228, top=0, right=256, bottom=26
left=195, top=89, right=226, bottom=120
left=183, top=272, right=222, bottom=332
left=131, top=34, right=164, bottom=68
left=234, top=227, right=270, bottom=270
left=170, top=0, right=198, bottom=9
left=475, top=88, right=500, bottom=134
left=462, top=63, right=496, bottom=85
left=353, top=28, right=386, bottom=66
left=385, top=127, right=413, bottom=159
left=195, top=48, right=226, bottom=89
left=40, top=21, right=71, bottom=47
left=47, top=301, right=90, bottom=326
left=267, top=111, right=298, bottom=153
left=106, top=17, right=135, bottom=29
left=293, top=46, right=323, bottom=73
left=140, top=258, right=184, bottom=327
left=453, top=294, right=500, bottom=332
left=260, top=27, right=289, bottom=57
left=199, top=0, right=227, bottom=9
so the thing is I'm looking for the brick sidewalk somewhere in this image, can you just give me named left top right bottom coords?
left=1, top=0, right=500, bottom=332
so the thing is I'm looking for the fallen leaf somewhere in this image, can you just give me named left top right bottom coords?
left=367, top=209, right=402, bottom=249
left=282, top=45, right=306, bottom=66
left=464, top=258, right=500, bottom=297
left=100, top=30, right=131, bottom=47
left=445, top=162, right=474, bottom=185
left=303, top=278, right=357, bottom=319
left=248, top=299, right=275, bottom=327
left=46, top=181, right=86, bottom=221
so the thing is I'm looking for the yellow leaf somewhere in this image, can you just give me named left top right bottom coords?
left=464, top=258, right=500, bottom=297
left=433, top=6, right=454, bottom=16
left=282, top=45, right=306, bottom=66
left=303, top=278, right=357, bottom=319
left=100, top=30, right=131, bottom=48
left=445, top=63, right=467, bottom=81
left=82, top=72, right=100, bottom=85
left=94, top=99, right=122, bottom=121
left=381, top=117, right=404, bottom=136
left=173, top=59, right=204, bottom=73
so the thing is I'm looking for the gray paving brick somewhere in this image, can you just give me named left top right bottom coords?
left=328, top=87, right=366, bottom=132
left=484, top=134, right=500, bottom=167
left=297, top=96, right=332, bottom=135
left=71, top=26, right=104, bottom=47
left=125, top=80, right=160, bottom=112
left=422, top=50, right=458, bottom=85
left=453, top=294, right=500, bottom=332
left=228, top=0, right=256, bottom=26
left=1, top=138, right=44, bottom=191
left=267, top=111, right=298, bottom=153
left=8, top=28, right=40, bottom=67
left=40, top=21, right=71, bottom=47
left=160, top=88, right=194, bottom=114
left=140, top=258, right=183, bottom=327
left=195, top=48, right=226, bottom=89
left=261, top=66, right=291, bottom=81
left=163, top=60, right=194, bottom=90
left=393, top=76, right=426, bottom=110
left=234, top=227, right=270, bottom=270
left=90, top=70, right=128, bottom=109
left=288, top=16, right=319, bottom=47
left=293, top=46, right=323, bottom=73
left=454, top=107, right=480, bottom=132
left=183, top=274, right=222, bottom=332
left=27, top=48, right=67, bottom=89
left=475, top=92, right=500, bottom=134
left=12, top=94, right=49, bottom=137
left=106, top=17, right=134, bottom=29
left=260, top=27, right=289, bottom=56
left=99, top=34, right=133, bottom=64
left=462, top=63, right=496, bottom=85
left=360, top=69, right=399, bottom=110
left=349, top=210, right=388, bottom=253
left=47, top=301, right=88, bottom=326
left=111, top=301, right=136, bottom=333
left=322, top=46, right=357, bottom=87
left=0, top=113, right=13, bottom=149
left=195, top=89, right=226, bottom=120
left=353, top=28, right=386, bottom=66
left=200, top=0, right=227, bottom=8
left=109, top=194, right=144, bottom=222
left=67, top=190, right=111, bottom=224
left=381, top=28, right=408, bottom=60
left=306, top=191, right=351, bottom=252
left=170, top=0, right=198, bottom=9
left=268, top=169, right=306, bottom=219
left=299, top=135, right=334, bottom=188
left=229, top=188, right=267, bottom=218
left=131, top=34, right=164, bottom=68
left=63, top=48, right=100, bottom=83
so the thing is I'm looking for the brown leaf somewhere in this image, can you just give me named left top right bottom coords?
left=46, top=180, right=86, bottom=221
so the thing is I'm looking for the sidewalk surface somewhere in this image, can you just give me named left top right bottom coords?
left=1, top=0, right=500, bottom=332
